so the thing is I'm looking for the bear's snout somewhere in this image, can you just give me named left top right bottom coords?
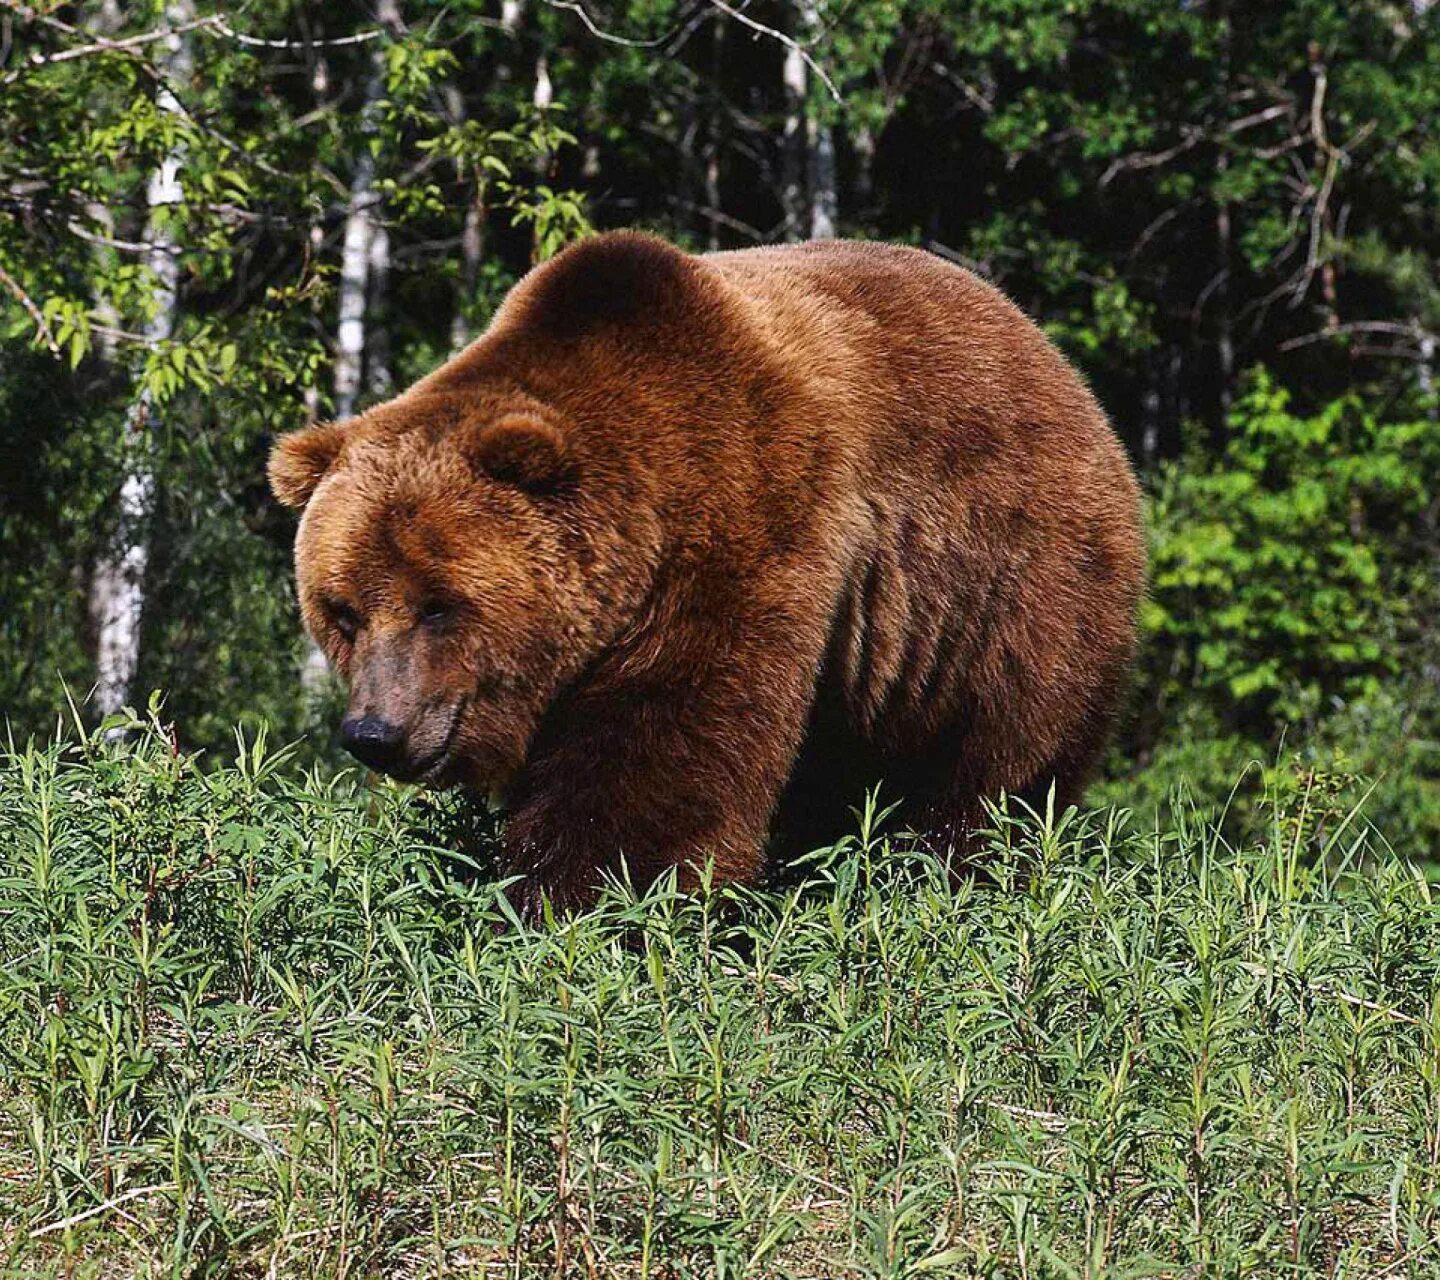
left=338, top=691, right=466, bottom=784
left=340, top=714, right=407, bottom=775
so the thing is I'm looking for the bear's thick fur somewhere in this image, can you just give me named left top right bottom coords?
left=269, top=233, right=1144, bottom=914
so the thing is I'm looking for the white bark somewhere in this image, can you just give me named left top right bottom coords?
left=780, top=40, right=805, bottom=241
left=1420, top=327, right=1436, bottom=418
left=302, top=221, right=324, bottom=422
left=526, top=53, right=554, bottom=259
left=808, top=113, right=837, bottom=239
left=1215, top=0, right=1234, bottom=420
left=444, top=84, right=485, bottom=352
left=305, top=1, right=400, bottom=696
left=332, top=106, right=379, bottom=422
left=332, top=0, right=400, bottom=420
left=782, top=2, right=834, bottom=242
left=1140, top=360, right=1161, bottom=468
left=303, top=59, right=330, bottom=422
left=450, top=200, right=484, bottom=352
left=703, top=10, right=723, bottom=251
left=365, top=219, right=392, bottom=399
left=853, top=123, right=875, bottom=216
left=704, top=148, right=722, bottom=252
left=1216, top=189, right=1235, bottom=418
left=444, top=0, right=526, bottom=350
left=89, top=1, right=192, bottom=722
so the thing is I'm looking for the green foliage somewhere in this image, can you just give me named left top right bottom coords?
left=1145, top=371, right=1437, bottom=728
left=1104, top=373, right=1440, bottom=847
left=5, top=723, right=1440, bottom=1275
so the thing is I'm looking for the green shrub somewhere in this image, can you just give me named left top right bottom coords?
left=1110, top=371, right=1440, bottom=849
left=1142, top=370, right=1437, bottom=732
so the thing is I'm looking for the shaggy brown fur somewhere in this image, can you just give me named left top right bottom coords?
left=269, top=233, right=1145, bottom=915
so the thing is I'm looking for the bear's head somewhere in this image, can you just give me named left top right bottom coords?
left=267, top=384, right=655, bottom=793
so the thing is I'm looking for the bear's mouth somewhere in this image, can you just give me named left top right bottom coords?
left=397, top=696, right=468, bottom=786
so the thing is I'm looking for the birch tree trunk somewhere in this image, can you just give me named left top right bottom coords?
left=445, top=86, right=485, bottom=352
left=331, top=83, right=382, bottom=422
left=704, top=14, right=724, bottom=251
left=303, top=0, right=400, bottom=697
left=781, top=2, right=834, bottom=242
left=450, top=197, right=485, bottom=352
left=533, top=54, right=553, bottom=145
left=1214, top=0, right=1234, bottom=421
left=808, top=110, right=837, bottom=239
left=780, top=37, right=806, bottom=242
left=303, top=56, right=330, bottom=422
left=1420, top=327, right=1436, bottom=418
left=1140, top=355, right=1161, bottom=469
left=448, top=0, right=527, bottom=348
left=852, top=123, right=876, bottom=221
left=88, top=0, right=192, bottom=723
left=366, top=219, right=393, bottom=400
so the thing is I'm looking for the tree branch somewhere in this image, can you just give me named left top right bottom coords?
left=703, top=0, right=840, bottom=102
left=0, top=261, right=61, bottom=356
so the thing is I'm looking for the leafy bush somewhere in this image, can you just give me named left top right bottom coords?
left=1144, top=371, right=1437, bottom=730
left=1109, top=371, right=1440, bottom=847
left=5, top=721, right=1440, bottom=1275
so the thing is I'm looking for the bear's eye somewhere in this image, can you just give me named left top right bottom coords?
left=417, top=598, right=452, bottom=627
left=329, top=603, right=362, bottom=642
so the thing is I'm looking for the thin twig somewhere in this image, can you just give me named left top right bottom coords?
left=0, top=262, right=61, bottom=356
left=985, top=1100, right=1076, bottom=1131
left=6, top=11, right=223, bottom=72
left=1278, top=319, right=1436, bottom=353
left=207, top=17, right=384, bottom=50
left=703, top=0, right=840, bottom=102
left=664, top=196, right=766, bottom=242
left=29, top=1183, right=176, bottom=1238
left=540, top=0, right=680, bottom=48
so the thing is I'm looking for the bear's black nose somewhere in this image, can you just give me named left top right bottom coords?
left=340, top=715, right=406, bottom=774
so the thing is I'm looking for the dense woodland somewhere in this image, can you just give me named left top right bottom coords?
left=1, top=0, right=1437, bottom=838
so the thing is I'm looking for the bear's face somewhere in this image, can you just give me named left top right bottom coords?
left=269, top=390, right=628, bottom=793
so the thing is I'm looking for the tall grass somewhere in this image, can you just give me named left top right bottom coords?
left=3, top=719, right=1439, bottom=1276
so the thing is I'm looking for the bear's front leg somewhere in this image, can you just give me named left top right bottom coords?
left=497, top=601, right=828, bottom=919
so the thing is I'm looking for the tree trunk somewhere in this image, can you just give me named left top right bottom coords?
left=853, top=123, right=875, bottom=221
left=448, top=0, right=531, bottom=346
left=366, top=218, right=392, bottom=400
left=305, top=0, right=400, bottom=698
left=450, top=200, right=485, bottom=352
left=533, top=53, right=553, bottom=153
left=782, top=2, right=833, bottom=242
left=88, top=0, right=193, bottom=723
left=704, top=13, right=724, bottom=251
left=332, top=93, right=381, bottom=421
left=780, top=15, right=806, bottom=241
left=808, top=111, right=837, bottom=239
left=1140, top=355, right=1161, bottom=470
left=1215, top=0, right=1234, bottom=422
left=1420, top=326, right=1436, bottom=418
left=444, top=85, right=487, bottom=352
left=1216, top=189, right=1234, bottom=418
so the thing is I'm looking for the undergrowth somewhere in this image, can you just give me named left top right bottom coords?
left=3, top=718, right=1440, bottom=1277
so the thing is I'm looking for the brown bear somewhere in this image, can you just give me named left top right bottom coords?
left=269, top=232, right=1145, bottom=915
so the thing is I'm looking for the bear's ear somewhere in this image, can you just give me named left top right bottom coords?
left=463, top=414, right=575, bottom=493
left=268, top=422, right=347, bottom=509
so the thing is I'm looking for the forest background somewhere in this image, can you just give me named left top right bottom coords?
left=2, top=0, right=1437, bottom=843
